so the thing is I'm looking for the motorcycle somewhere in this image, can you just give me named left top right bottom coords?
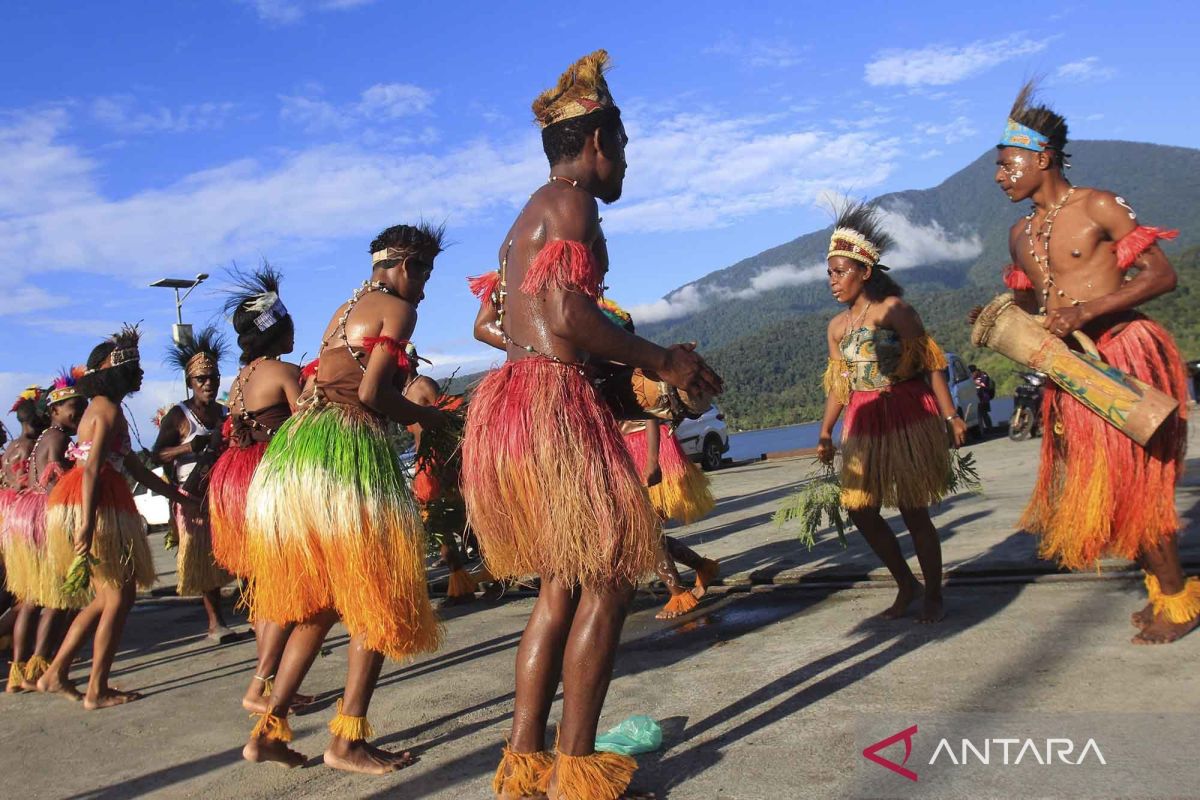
left=1009, top=372, right=1046, bottom=441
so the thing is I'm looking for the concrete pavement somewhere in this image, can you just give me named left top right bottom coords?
left=2, top=424, right=1198, bottom=799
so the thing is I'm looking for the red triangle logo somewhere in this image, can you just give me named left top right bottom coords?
left=862, top=724, right=919, bottom=782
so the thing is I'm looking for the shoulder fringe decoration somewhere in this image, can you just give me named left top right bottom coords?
left=1114, top=226, right=1179, bottom=270
left=521, top=240, right=602, bottom=298
left=598, top=297, right=633, bottom=327
left=468, top=271, right=502, bottom=303
left=823, top=358, right=851, bottom=406
left=493, top=747, right=555, bottom=798
left=299, top=359, right=319, bottom=384
left=1145, top=574, right=1200, bottom=624
left=361, top=337, right=414, bottom=372
left=537, top=751, right=638, bottom=800
left=1003, top=263, right=1035, bottom=291
left=328, top=698, right=375, bottom=742
left=897, top=335, right=948, bottom=379
left=249, top=711, right=293, bottom=742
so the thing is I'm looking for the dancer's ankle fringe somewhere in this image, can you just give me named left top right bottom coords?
left=7, top=661, right=26, bottom=691
left=493, top=746, right=554, bottom=796
left=539, top=751, right=638, bottom=800
left=24, top=655, right=50, bottom=682
left=1146, top=574, right=1200, bottom=623
left=447, top=568, right=478, bottom=598
left=249, top=711, right=293, bottom=742
left=328, top=697, right=375, bottom=742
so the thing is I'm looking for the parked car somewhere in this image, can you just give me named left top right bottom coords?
left=942, top=352, right=982, bottom=437
left=674, top=404, right=730, bottom=471
left=133, top=465, right=171, bottom=530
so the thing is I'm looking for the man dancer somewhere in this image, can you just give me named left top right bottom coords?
left=462, top=50, right=722, bottom=800
left=994, top=81, right=1193, bottom=643
left=153, top=328, right=235, bottom=642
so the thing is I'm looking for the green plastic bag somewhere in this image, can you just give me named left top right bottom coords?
left=594, top=715, right=663, bottom=756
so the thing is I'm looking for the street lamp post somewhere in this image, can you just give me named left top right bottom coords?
left=150, top=273, right=209, bottom=391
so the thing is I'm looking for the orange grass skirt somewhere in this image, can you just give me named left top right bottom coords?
left=1022, top=318, right=1189, bottom=569
left=46, top=464, right=156, bottom=592
left=461, top=358, right=659, bottom=588
left=242, top=403, right=441, bottom=660
left=623, top=428, right=715, bottom=524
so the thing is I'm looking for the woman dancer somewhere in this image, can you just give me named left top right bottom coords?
left=38, top=326, right=195, bottom=708
left=2, top=386, right=49, bottom=691
left=816, top=202, right=966, bottom=623
left=207, top=264, right=314, bottom=712
left=5, top=371, right=88, bottom=691
left=241, top=224, right=444, bottom=774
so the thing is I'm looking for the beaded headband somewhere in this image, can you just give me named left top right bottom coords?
left=184, top=352, right=219, bottom=379
left=828, top=227, right=886, bottom=269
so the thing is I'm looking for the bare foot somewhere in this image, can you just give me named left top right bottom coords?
left=242, top=691, right=317, bottom=714
left=20, top=677, right=41, bottom=692
left=323, top=739, right=416, bottom=775
left=917, top=595, right=945, bottom=624
left=878, top=580, right=922, bottom=620
left=656, top=590, right=699, bottom=620
left=84, top=688, right=142, bottom=710
left=243, top=735, right=307, bottom=768
left=36, top=671, right=83, bottom=702
left=1131, top=603, right=1154, bottom=629
left=692, top=558, right=720, bottom=600
left=1131, top=612, right=1199, bottom=645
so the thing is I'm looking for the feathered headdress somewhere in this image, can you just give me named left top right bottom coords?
left=828, top=200, right=895, bottom=271
left=532, top=49, right=617, bottom=129
left=1000, top=79, right=1069, bottom=159
left=9, top=385, right=46, bottom=414
left=223, top=262, right=289, bottom=334
left=87, top=324, right=142, bottom=374
left=167, top=325, right=227, bottom=379
left=48, top=366, right=86, bottom=405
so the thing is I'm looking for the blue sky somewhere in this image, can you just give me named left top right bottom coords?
left=3, top=0, right=1198, bottom=438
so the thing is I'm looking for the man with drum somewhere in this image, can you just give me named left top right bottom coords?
left=994, top=81, right=1194, bottom=644
left=462, top=50, right=721, bottom=799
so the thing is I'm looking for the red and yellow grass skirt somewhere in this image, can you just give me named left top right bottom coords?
left=840, top=378, right=951, bottom=510
left=208, top=442, right=267, bottom=577
left=1022, top=318, right=1189, bottom=570
left=242, top=403, right=441, bottom=660
left=46, top=464, right=156, bottom=592
left=2, top=490, right=89, bottom=609
left=462, top=357, right=659, bottom=588
left=623, top=428, right=715, bottom=524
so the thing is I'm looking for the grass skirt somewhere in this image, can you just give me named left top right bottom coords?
left=2, top=490, right=90, bottom=609
left=46, top=465, right=156, bottom=592
left=1022, top=318, right=1189, bottom=569
left=840, top=378, right=951, bottom=510
left=462, top=358, right=659, bottom=588
left=173, top=503, right=233, bottom=596
left=208, top=442, right=266, bottom=577
left=624, top=428, right=715, bottom=524
left=242, top=403, right=440, bottom=660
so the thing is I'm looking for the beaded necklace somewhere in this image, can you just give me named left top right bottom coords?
left=232, top=356, right=281, bottom=438
left=1024, top=186, right=1078, bottom=313
left=28, top=424, right=66, bottom=486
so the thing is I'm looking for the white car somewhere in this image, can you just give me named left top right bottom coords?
left=133, top=466, right=171, bottom=530
left=942, top=351, right=982, bottom=436
left=674, top=405, right=730, bottom=471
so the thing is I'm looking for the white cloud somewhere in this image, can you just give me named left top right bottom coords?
left=917, top=116, right=978, bottom=145
left=630, top=205, right=982, bottom=324
left=92, top=95, right=237, bottom=135
left=705, top=36, right=804, bottom=69
left=1053, top=57, right=1116, bottom=84
left=865, top=34, right=1052, bottom=87
left=238, top=0, right=377, bottom=24
left=0, top=104, right=906, bottom=299
left=280, top=82, right=434, bottom=132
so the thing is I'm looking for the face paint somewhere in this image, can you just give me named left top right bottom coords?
left=1115, top=196, right=1137, bottom=219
